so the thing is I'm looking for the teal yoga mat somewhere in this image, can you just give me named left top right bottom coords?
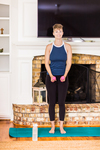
left=9, top=127, right=100, bottom=138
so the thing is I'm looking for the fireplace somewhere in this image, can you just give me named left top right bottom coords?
left=32, top=54, right=100, bottom=104
left=12, top=43, right=100, bottom=126
left=40, top=63, right=100, bottom=104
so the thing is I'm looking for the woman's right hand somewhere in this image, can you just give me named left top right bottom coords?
left=51, top=76, right=56, bottom=82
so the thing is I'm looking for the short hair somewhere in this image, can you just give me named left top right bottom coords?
left=53, top=24, right=63, bottom=31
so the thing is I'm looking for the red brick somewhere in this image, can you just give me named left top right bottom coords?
left=89, top=121, right=100, bottom=125
left=70, top=107, right=73, bottom=111
left=66, top=121, right=77, bottom=125
left=74, top=107, right=77, bottom=111
left=95, top=116, right=100, bottom=121
left=66, top=108, right=70, bottom=112
left=78, top=121, right=89, bottom=125
left=85, top=107, right=90, bottom=112
left=94, top=106, right=99, bottom=112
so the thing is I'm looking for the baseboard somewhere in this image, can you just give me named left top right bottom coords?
left=0, top=119, right=10, bottom=121
left=0, top=115, right=11, bottom=120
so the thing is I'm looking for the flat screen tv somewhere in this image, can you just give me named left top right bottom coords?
left=38, top=0, right=100, bottom=38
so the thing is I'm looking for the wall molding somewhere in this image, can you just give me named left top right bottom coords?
left=18, top=0, right=37, bottom=41
left=0, top=73, right=10, bottom=119
left=17, top=59, right=32, bottom=104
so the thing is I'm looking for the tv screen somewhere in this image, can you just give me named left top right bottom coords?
left=38, top=0, right=100, bottom=38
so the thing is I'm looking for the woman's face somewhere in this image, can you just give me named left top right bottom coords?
left=53, top=28, right=63, bottom=39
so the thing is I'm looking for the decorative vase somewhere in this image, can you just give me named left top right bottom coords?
left=0, top=48, right=3, bottom=53
left=0, top=28, right=4, bottom=34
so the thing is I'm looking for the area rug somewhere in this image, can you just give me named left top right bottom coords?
left=0, top=140, right=100, bottom=150
left=9, top=127, right=100, bottom=138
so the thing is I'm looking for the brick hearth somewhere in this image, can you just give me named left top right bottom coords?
left=13, top=103, right=100, bottom=126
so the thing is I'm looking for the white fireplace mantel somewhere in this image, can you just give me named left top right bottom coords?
left=14, top=41, right=100, bottom=57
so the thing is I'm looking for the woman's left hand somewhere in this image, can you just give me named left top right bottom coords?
left=60, top=76, right=65, bottom=82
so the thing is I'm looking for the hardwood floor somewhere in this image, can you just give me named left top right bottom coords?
left=0, top=121, right=100, bottom=141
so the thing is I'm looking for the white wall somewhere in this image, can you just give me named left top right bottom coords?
left=2, top=0, right=100, bottom=120
left=11, top=0, right=18, bottom=43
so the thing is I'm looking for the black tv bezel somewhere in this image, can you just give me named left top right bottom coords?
left=37, top=0, right=100, bottom=38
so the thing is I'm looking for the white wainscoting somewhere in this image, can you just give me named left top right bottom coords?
left=17, top=58, right=32, bottom=104
left=18, top=0, right=37, bottom=41
left=0, top=73, right=10, bottom=119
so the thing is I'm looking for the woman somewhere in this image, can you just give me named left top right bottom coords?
left=45, top=24, right=72, bottom=134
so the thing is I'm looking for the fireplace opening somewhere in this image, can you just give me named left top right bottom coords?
left=65, top=64, right=90, bottom=103
left=40, top=64, right=100, bottom=104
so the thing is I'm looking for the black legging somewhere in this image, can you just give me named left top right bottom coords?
left=45, top=74, right=69, bottom=121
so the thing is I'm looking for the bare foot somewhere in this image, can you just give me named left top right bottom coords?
left=60, top=128, right=66, bottom=134
left=49, top=127, right=55, bottom=134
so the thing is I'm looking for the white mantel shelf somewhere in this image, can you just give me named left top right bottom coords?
left=15, top=41, right=100, bottom=46
left=14, top=41, right=100, bottom=56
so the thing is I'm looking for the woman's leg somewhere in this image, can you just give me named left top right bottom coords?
left=57, top=76, right=69, bottom=133
left=45, top=75, right=57, bottom=133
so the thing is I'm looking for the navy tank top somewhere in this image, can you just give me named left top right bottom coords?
left=47, top=42, right=67, bottom=76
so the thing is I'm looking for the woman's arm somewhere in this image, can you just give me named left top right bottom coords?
left=45, top=44, right=55, bottom=82
left=64, top=43, right=72, bottom=78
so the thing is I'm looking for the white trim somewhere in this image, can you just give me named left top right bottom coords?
left=0, top=0, right=11, bottom=5
left=18, top=0, right=37, bottom=41
left=50, top=43, right=53, bottom=54
left=52, top=41, right=67, bottom=54
left=0, top=116, right=11, bottom=119
left=53, top=41, right=64, bottom=47
left=64, top=42, right=67, bottom=54
left=0, top=17, right=10, bottom=20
